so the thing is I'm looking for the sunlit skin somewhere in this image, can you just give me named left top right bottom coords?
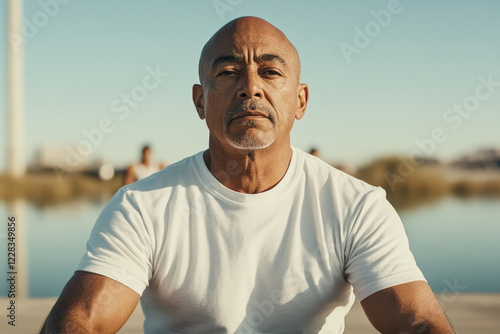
left=193, top=16, right=309, bottom=194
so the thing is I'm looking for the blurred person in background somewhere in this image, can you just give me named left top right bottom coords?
left=309, top=147, right=321, bottom=158
left=124, top=145, right=166, bottom=185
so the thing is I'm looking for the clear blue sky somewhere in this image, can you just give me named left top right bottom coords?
left=1, top=0, right=499, bottom=169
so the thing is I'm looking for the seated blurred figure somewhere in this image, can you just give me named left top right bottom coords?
left=124, top=145, right=165, bottom=185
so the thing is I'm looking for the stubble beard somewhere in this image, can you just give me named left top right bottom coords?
left=223, top=100, right=278, bottom=150
left=226, top=125, right=277, bottom=150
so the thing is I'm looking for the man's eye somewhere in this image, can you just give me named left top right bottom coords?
left=218, top=70, right=235, bottom=76
left=263, top=70, right=281, bottom=76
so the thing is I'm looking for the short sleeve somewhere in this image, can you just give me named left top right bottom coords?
left=344, top=187, right=426, bottom=301
left=77, top=188, right=153, bottom=295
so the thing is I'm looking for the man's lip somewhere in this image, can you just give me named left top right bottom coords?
left=231, top=111, right=269, bottom=121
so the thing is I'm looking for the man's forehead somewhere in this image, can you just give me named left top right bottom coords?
left=209, top=43, right=290, bottom=65
left=209, top=32, right=293, bottom=57
left=198, top=17, right=300, bottom=80
left=230, top=32, right=289, bottom=46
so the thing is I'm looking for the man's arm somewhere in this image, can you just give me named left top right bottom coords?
left=361, top=281, right=454, bottom=334
left=40, top=271, right=140, bottom=334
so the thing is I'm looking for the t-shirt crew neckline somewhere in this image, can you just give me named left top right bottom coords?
left=193, top=147, right=301, bottom=206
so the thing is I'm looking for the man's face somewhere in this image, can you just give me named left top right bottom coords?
left=194, top=18, right=308, bottom=152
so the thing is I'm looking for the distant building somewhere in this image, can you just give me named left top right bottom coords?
left=451, top=149, right=500, bottom=170
left=30, top=145, right=92, bottom=172
left=30, top=145, right=115, bottom=180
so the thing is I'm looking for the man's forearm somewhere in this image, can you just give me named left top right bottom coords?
left=393, top=313, right=455, bottom=334
left=40, top=316, right=92, bottom=334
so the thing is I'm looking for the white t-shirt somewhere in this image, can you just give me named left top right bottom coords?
left=78, top=147, right=425, bottom=333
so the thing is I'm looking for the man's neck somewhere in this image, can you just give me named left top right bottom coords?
left=204, top=140, right=293, bottom=194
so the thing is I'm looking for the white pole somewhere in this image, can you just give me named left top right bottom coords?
left=7, top=0, right=26, bottom=177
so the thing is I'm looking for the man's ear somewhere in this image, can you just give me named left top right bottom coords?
left=192, top=84, right=205, bottom=119
left=295, top=83, right=309, bottom=120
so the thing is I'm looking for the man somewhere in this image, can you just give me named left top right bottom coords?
left=41, top=17, right=454, bottom=333
left=124, top=145, right=166, bottom=185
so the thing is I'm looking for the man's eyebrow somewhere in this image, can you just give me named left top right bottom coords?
left=210, top=53, right=244, bottom=68
left=210, top=53, right=287, bottom=69
left=256, top=54, right=287, bottom=65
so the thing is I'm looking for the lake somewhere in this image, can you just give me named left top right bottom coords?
left=1, top=197, right=499, bottom=297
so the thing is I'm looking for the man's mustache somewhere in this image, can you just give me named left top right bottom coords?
left=224, top=100, right=276, bottom=127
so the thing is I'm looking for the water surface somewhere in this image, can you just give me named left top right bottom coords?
left=1, top=197, right=499, bottom=297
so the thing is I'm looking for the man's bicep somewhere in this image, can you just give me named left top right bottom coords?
left=41, top=271, right=140, bottom=334
left=360, top=281, right=454, bottom=333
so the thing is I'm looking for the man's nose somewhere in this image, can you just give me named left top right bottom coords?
left=237, top=71, right=263, bottom=99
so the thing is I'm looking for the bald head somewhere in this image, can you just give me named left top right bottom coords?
left=198, top=16, right=301, bottom=84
